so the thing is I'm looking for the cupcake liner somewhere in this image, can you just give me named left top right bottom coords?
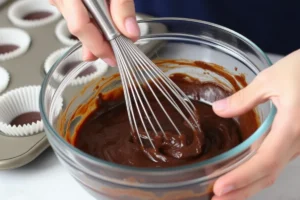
left=55, top=19, right=78, bottom=46
left=0, top=85, right=63, bottom=136
left=0, top=27, right=31, bottom=61
left=44, top=47, right=109, bottom=86
left=8, top=0, right=61, bottom=28
left=0, top=66, right=10, bottom=94
left=0, top=86, right=43, bottom=136
left=44, top=47, right=71, bottom=75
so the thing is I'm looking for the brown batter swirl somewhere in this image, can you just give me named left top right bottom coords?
left=73, top=72, right=258, bottom=168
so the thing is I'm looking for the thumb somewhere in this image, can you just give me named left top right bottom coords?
left=110, top=0, right=140, bottom=40
left=212, top=76, right=268, bottom=118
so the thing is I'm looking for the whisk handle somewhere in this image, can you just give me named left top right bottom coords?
left=82, top=0, right=120, bottom=40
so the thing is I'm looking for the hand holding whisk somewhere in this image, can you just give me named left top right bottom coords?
left=83, top=0, right=203, bottom=162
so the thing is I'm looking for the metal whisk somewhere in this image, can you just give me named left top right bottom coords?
left=83, top=0, right=201, bottom=150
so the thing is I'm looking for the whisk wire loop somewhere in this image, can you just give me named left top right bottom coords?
left=82, top=0, right=201, bottom=151
left=112, top=37, right=201, bottom=149
left=121, top=38, right=199, bottom=128
left=112, top=39, right=159, bottom=148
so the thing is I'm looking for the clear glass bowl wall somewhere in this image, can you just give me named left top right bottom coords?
left=40, top=18, right=276, bottom=200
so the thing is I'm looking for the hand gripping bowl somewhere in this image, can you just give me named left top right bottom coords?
left=40, top=18, right=276, bottom=200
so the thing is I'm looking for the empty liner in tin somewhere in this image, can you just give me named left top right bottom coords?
left=44, top=47, right=109, bottom=86
left=0, top=27, right=31, bottom=61
left=8, top=0, right=61, bottom=28
left=0, top=86, right=63, bottom=136
left=0, top=66, right=10, bottom=94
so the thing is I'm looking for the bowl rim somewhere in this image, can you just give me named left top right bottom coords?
left=40, top=17, right=276, bottom=175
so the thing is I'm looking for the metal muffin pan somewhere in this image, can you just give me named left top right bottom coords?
left=0, top=1, right=166, bottom=170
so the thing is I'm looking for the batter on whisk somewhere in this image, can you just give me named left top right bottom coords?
left=73, top=70, right=259, bottom=168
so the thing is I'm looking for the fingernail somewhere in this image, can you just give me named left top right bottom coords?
left=213, top=98, right=228, bottom=111
left=125, top=17, right=140, bottom=37
left=102, top=58, right=115, bottom=67
left=220, top=185, right=234, bottom=196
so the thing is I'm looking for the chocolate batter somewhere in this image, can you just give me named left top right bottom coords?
left=74, top=74, right=258, bottom=168
left=0, top=44, right=19, bottom=54
left=23, top=11, right=52, bottom=20
left=10, top=112, right=41, bottom=126
left=69, top=34, right=78, bottom=40
left=61, top=61, right=97, bottom=77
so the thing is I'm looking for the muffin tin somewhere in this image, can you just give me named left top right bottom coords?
left=0, top=0, right=165, bottom=170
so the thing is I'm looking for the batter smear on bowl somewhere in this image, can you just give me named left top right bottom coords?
left=71, top=62, right=259, bottom=168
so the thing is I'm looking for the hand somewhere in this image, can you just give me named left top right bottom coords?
left=49, top=0, right=140, bottom=66
left=212, top=49, right=300, bottom=200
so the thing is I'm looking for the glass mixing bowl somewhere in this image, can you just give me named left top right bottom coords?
left=40, top=18, right=276, bottom=200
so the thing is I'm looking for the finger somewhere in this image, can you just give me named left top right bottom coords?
left=290, top=152, right=300, bottom=161
left=82, top=45, right=97, bottom=61
left=213, top=73, right=271, bottom=118
left=49, top=0, right=55, bottom=6
left=60, top=0, right=116, bottom=65
left=49, top=0, right=62, bottom=13
left=213, top=113, right=294, bottom=196
left=212, top=175, right=276, bottom=200
left=110, top=0, right=140, bottom=40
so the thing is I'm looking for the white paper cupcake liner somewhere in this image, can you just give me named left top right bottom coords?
left=44, top=47, right=109, bottom=86
left=0, top=66, right=10, bottom=94
left=0, top=86, right=43, bottom=136
left=0, top=27, right=31, bottom=61
left=55, top=19, right=78, bottom=46
left=8, top=0, right=61, bottom=28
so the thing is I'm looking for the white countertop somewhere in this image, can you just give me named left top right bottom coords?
left=1, top=54, right=299, bottom=200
